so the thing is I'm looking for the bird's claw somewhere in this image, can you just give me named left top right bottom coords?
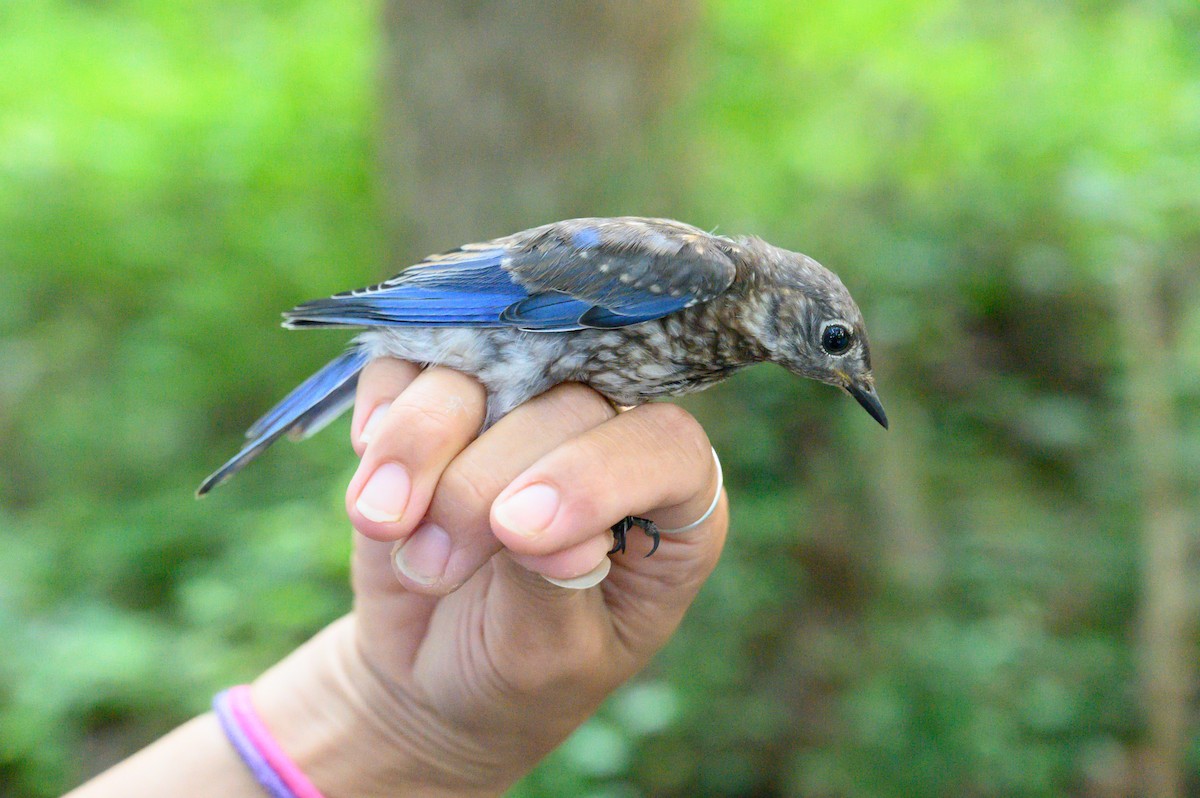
left=609, top=515, right=661, bottom=557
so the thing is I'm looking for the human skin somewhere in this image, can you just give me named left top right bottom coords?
left=70, top=359, right=727, bottom=797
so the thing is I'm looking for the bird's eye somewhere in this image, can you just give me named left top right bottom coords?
left=821, top=323, right=853, bottom=355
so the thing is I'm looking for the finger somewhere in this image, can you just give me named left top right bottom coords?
left=490, top=403, right=720, bottom=558
left=350, top=357, right=421, bottom=455
left=351, top=531, right=440, bottom=673
left=508, top=531, right=615, bottom=586
left=346, top=358, right=442, bottom=676
left=346, top=366, right=487, bottom=542
left=390, top=383, right=616, bottom=594
left=496, top=404, right=726, bottom=661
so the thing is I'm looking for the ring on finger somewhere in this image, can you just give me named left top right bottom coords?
left=659, top=447, right=723, bottom=535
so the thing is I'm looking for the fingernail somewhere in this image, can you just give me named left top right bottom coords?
left=392, top=522, right=451, bottom=585
left=359, top=403, right=391, bottom=445
left=356, top=463, right=410, bottom=523
left=493, top=483, right=560, bottom=539
left=543, top=557, right=611, bottom=590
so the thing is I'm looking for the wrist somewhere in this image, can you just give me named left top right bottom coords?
left=249, top=616, right=505, bottom=798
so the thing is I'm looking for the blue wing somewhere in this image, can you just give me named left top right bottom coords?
left=283, top=217, right=739, bottom=332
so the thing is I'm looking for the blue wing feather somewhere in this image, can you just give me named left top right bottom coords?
left=282, top=218, right=738, bottom=332
left=286, top=291, right=519, bottom=327
left=286, top=249, right=526, bottom=328
left=499, top=291, right=591, bottom=331
left=578, top=296, right=693, bottom=328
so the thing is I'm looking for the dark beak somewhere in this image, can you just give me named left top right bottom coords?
left=847, top=382, right=889, bottom=429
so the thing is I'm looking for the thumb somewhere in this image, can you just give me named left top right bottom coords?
left=491, top=403, right=728, bottom=661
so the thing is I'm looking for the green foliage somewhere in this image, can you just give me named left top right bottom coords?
left=2, top=1, right=1199, bottom=796
left=0, top=0, right=374, bottom=791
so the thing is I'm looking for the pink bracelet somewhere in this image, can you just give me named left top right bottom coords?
left=219, top=685, right=328, bottom=798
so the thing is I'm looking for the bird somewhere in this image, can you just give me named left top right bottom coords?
left=198, top=216, right=887, bottom=553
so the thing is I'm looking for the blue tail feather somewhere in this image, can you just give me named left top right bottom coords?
left=197, top=348, right=368, bottom=496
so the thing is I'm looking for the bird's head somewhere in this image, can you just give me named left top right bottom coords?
left=735, top=239, right=888, bottom=429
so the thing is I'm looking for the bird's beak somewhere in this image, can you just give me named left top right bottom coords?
left=847, top=381, right=888, bottom=429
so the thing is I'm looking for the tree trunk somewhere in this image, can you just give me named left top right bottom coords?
left=379, top=0, right=698, bottom=260
left=1114, top=243, right=1193, bottom=798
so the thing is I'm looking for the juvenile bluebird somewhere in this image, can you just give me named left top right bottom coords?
left=199, top=217, right=887, bottom=551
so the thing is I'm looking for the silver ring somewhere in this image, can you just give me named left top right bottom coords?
left=659, top=447, right=723, bottom=534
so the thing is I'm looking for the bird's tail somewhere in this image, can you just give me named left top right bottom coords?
left=197, top=347, right=369, bottom=496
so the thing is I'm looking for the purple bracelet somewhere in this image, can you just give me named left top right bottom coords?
left=215, top=686, right=329, bottom=798
left=214, top=689, right=298, bottom=798
left=226, top=685, right=327, bottom=798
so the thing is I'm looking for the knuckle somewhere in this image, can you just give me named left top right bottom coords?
left=637, top=403, right=710, bottom=461
left=388, top=399, right=475, bottom=454
left=359, top=357, right=394, bottom=380
left=357, top=358, right=390, bottom=385
left=401, top=400, right=463, bottom=435
left=424, top=365, right=487, bottom=399
left=378, top=415, right=455, bottom=465
left=642, top=402, right=701, bottom=440
left=364, top=404, right=473, bottom=473
left=559, top=436, right=621, bottom=498
left=568, top=433, right=612, bottom=470
left=401, top=370, right=486, bottom=428
left=541, top=383, right=617, bottom=429
left=359, top=357, right=417, bottom=393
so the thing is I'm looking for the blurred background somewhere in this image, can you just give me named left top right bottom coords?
left=1, top=1, right=1198, bottom=795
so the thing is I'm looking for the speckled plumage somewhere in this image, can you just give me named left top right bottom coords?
left=199, top=217, right=885, bottom=494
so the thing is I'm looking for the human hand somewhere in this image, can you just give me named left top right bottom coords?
left=255, top=358, right=727, bottom=797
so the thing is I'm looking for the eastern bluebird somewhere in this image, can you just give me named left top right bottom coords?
left=199, top=217, right=887, bottom=550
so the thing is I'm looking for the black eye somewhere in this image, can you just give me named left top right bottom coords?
left=821, top=323, right=853, bottom=355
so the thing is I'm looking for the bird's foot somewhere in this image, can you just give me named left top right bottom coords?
left=609, top=516, right=661, bottom=557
